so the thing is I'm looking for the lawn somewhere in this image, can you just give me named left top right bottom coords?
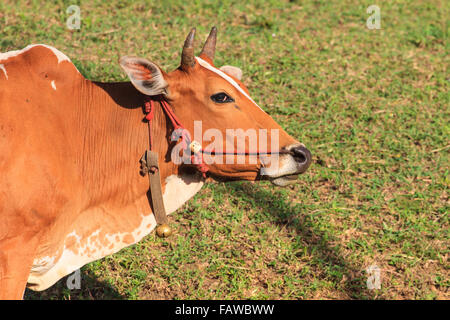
left=1, top=0, right=448, bottom=299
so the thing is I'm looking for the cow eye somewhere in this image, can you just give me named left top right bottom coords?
left=210, top=92, right=234, bottom=104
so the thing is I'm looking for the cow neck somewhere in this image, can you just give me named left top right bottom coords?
left=78, top=81, right=178, bottom=209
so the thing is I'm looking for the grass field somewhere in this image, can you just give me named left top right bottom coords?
left=1, top=0, right=448, bottom=299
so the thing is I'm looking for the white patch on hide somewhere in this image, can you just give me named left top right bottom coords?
left=27, top=173, right=204, bottom=291
left=0, top=44, right=71, bottom=63
left=0, top=64, right=7, bottom=79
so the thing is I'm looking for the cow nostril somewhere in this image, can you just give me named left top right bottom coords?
left=291, top=146, right=311, bottom=166
left=293, top=150, right=307, bottom=164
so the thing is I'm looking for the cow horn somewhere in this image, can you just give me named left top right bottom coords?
left=200, top=26, right=217, bottom=61
left=181, top=28, right=196, bottom=70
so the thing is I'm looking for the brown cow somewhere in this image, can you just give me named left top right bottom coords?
left=0, top=28, right=311, bottom=299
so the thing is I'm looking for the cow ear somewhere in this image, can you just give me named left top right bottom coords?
left=119, top=56, right=168, bottom=96
left=220, top=65, right=242, bottom=81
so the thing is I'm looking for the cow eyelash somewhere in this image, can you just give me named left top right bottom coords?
left=210, top=92, right=234, bottom=104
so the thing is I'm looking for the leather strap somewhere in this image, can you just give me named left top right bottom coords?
left=140, top=150, right=168, bottom=225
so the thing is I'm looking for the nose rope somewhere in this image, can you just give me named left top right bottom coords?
left=144, top=98, right=291, bottom=178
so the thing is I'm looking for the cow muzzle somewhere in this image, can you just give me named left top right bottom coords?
left=260, top=144, right=312, bottom=186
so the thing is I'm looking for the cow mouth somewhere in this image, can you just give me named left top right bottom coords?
left=269, top=173, right=299, bottom=186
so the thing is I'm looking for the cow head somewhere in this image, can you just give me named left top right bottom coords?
left=120, top=27, right=311, bottom=186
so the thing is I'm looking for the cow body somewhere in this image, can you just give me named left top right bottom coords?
left=0, top=45, right=203, bottom=296
left=1, top=28, right=312, bottom=299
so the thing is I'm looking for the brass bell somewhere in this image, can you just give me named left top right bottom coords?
left=156, top=223, right=173, bottom=238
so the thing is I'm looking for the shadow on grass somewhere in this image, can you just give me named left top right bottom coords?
left=226, top=182, right=377, bottom=300
left=24, top=180, right=376, bottom=300
left=24, top=267, right=124, bottom=300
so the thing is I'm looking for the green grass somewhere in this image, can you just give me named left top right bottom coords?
left=1, top=0, right=448, bottom=300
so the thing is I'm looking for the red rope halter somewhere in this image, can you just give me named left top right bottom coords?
left=144, top=99, right=209, bottom=178
left=144, top=98, right=291, bottom=179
